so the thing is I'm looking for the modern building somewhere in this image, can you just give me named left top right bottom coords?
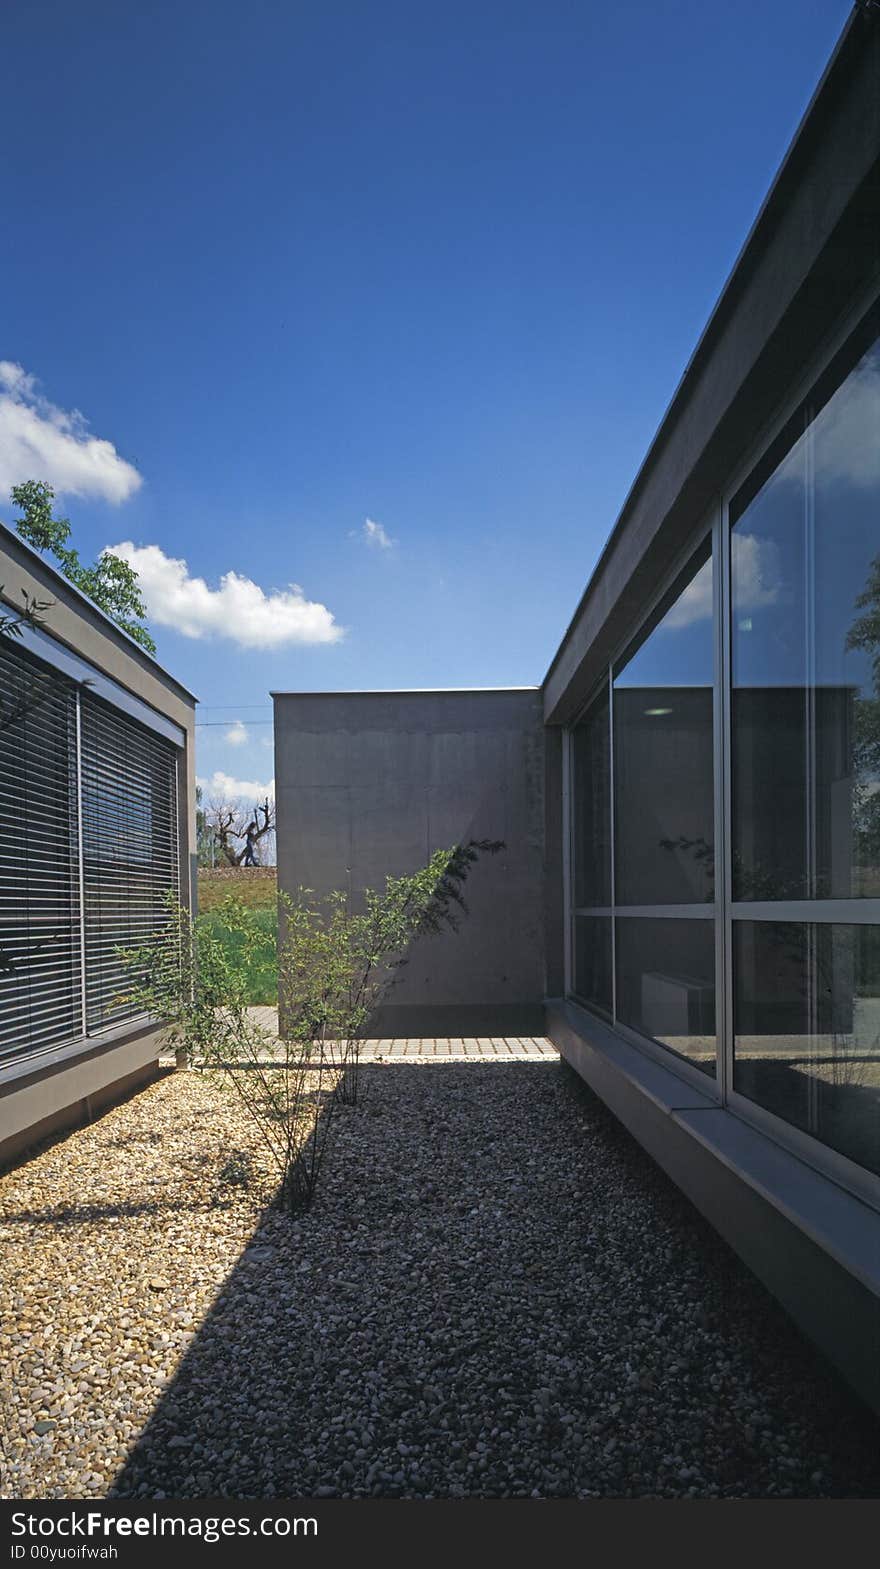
left=0, top=520, right=197, bottom=1164
left=275, top=9, right=880, bottom=1410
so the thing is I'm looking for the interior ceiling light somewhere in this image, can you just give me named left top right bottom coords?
left=644, top=707, right=673, bottom=716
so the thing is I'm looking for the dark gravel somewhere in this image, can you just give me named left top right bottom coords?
left=104, top=1060, right=880, bottom=1500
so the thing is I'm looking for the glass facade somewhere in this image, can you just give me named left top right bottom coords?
left=734, top=921, right=880, bottom=1177
left=731, top=336, right=880, bottom=901
left=567, top=308, right=880, bottom=1182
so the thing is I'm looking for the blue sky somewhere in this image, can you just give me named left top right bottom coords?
left=1, top=0, right=853, bottom=798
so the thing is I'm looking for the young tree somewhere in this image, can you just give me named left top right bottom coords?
left=9, top=480, right=156, bottom=654
left=0, top=586, right=53, bottom=733
left=121, top=840, right=502, bottom=1214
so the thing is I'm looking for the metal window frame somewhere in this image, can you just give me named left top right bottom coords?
left=563, top=277, right=880, bottom=1209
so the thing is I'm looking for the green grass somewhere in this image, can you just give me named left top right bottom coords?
left=198, top=903, right=278, bottom=1006
left=197, top=868, right=277, bottom=912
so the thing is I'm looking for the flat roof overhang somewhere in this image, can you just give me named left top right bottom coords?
left=542, top=6, right=880, bottom=727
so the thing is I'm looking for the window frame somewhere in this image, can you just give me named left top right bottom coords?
left=564, top=276, right=880, bottom=1209
left=0, top=633, right=184, bottom=1071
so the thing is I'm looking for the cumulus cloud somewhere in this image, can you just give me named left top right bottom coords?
left=106, top=542, right=342, bottom=648
left=730, top=532, right=781, bottom=619
left=198, top=770, right=275, bottom=803
left=663, top=555, right=713, bottom=630
left=662, top=534, right=780, bottom=631
left=225, top=720, right=248, bottom=746
left=775, top=348, right=880, bottom=490
left=358, top=516, right=395, bottom=549
left=0, top=361, right=142, bottom=503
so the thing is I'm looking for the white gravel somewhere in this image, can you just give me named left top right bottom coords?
left=2, top=1059, right=878, bottom=1500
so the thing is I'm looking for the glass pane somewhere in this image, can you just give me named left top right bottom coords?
left=573, top=914, right=612, bottom=1018
left=572, top=684, right=611, bottom=907
left=613, top=542, right=714, bottom=904
left=731, top=334, right=880, bottom=899
left=734, top=921, right=880, bottom=1177
left=615, top=917, right=716, bottom=1075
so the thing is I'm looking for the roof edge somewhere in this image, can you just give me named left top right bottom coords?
left=541, top=2, right=866, bottom=694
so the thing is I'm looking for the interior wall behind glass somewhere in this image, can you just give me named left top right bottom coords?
left=616, top=916, right=716, bottom=1075
left=731, top=332, right=880, bottom=901
left=613, top=542, right=714, bottom=905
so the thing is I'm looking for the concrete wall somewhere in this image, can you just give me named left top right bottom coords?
left=0, top=523, right=198, bottom=1167
left=273, top=689, right=545, bottom=1035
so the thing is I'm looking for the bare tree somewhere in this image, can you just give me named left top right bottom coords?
left=205, top=795, right=275, bottom=867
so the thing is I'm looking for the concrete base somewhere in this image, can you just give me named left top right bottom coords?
left=0, top=1023, right=163, bottom=1169
left=547, top=997, right=880, bottom=1418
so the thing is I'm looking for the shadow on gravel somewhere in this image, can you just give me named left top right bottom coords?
left=110, top=1061, right=880, bottom=1501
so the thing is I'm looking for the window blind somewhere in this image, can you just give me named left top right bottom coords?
left=0, top=641, right=82, bottom=1064
left=79, top=691, right=179, bottom=1033
left=0, top=636, right=181, bottom=1064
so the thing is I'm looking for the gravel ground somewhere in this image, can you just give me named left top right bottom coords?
left=1, top=1059, right=879, bottom=1500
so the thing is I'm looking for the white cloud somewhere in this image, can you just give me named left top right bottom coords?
left=731, top=531, right=780, bottom=618
left=359, top=516, right=394, bottom=549
left=663, top=556, right=713, bottom=629
left=225, top=720, right=249, bottom=746
left=106, top=541, right=342, bottom=648
left=198, top=770, right=275, bottom=804
left=775, top=348, right=880, bottom=490
left=0, top=361, right=142, bottom=504
left=662, top=534, right=780, bottom=631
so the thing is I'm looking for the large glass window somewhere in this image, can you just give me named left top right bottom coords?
left=572, top=684, right=611, bottom=908
left=616, top=917, right=716, bottom=1074
left=731, top=336, right=880, bottom=901
left=570, top=541, right=717, bottom=1074
left=734, top=921, right=880, bottom=1177
left=613, top=540, right=714, bottom=906
left=573, top=914, right=612, bottom=1019
left=566, top=306, right=880, bottom=1188
left=570, top=685, right=611, bottom=1014
left=728, top=321, right=880, bottom=1180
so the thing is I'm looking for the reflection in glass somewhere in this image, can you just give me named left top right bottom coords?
left=572, top=684, right=611, bottom=907
left=573, top=915, right=612, bottom=1018
left=731, top=336, right=880, bottom=899
left=734, top=922, right=880, bottom=1177
left=613, top=542, right=714, bottom=904
left=616, top=917, right=716, bottom=1074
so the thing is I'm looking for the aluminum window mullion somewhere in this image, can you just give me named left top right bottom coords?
left=609, top=662, right=617, bottom=1025
left=562, top=727, right=573, bottom=998
left=718, top=500, right=733, bottom=1107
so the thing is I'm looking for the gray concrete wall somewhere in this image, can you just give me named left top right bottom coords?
left=273, top=689, right=545, bottom=1035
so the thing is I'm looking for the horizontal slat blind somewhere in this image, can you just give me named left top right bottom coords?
left=80, top=692, right=179, bottom=1032
left=0, top=640, right=82, bottom=1064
